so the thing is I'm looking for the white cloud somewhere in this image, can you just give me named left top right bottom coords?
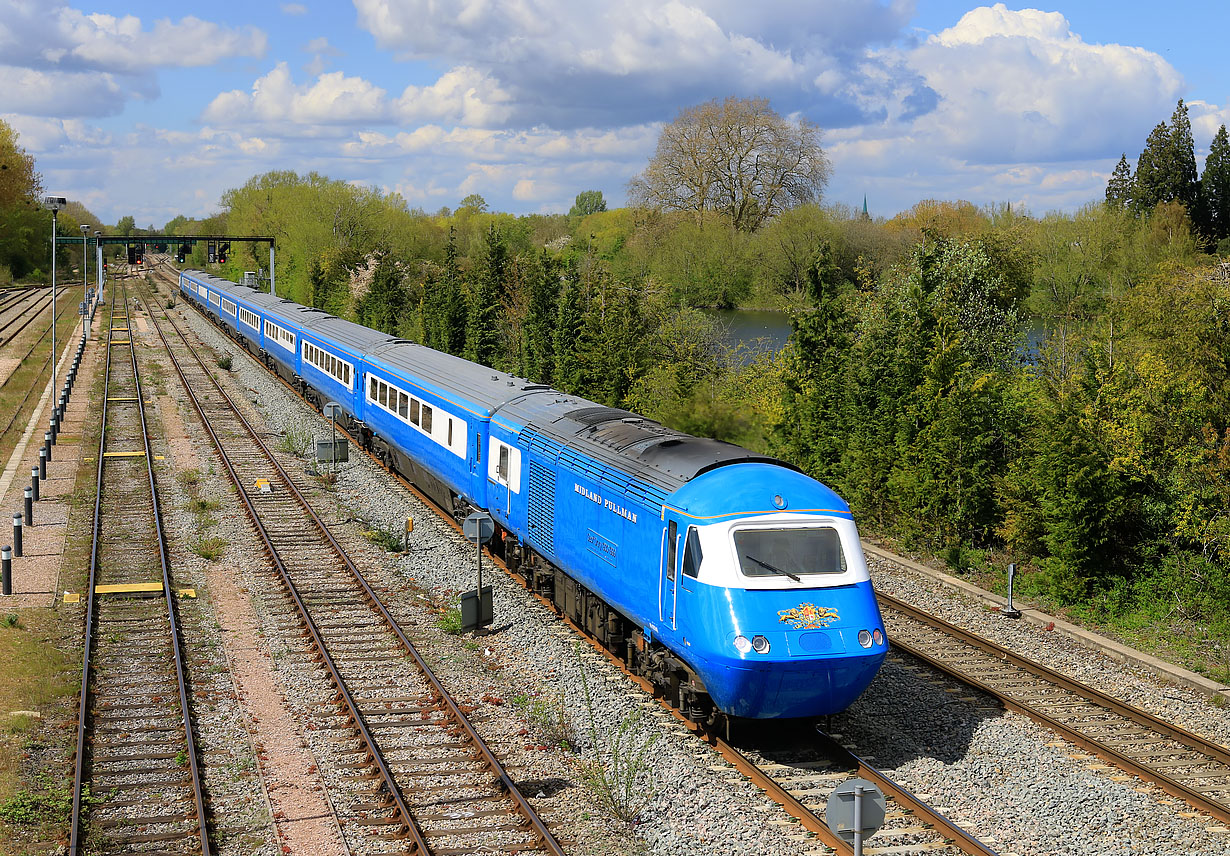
left=351, top=0, right=920, bottom=127
left=203, top=63, right=389, bottom=126
left=901, top=4, right=1183, bottom=164
left=0, top=1, right=266, bottom=73
left=0, top=1, right=265, bottom=120
left=281, top=3, right=308, bottom=14
left=395, top=66, right=513, bottom=127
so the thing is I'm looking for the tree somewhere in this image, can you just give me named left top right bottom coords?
left=1202, top=125, right=1230, bottom=244
left=115, top=215, right=136, bottom=236
left=628, top=96, right=830, bottom=232
left=464, top=224, right=507, bottom=367
left=0, top=119, right=40, bottom=208
left=568, top=190, right=607, bottom=218
left=1132, top=101, right=1201, bottom=220
left=355, top=255, right=408, bottom=335
left=1105, top=154, right=1133, bottom=209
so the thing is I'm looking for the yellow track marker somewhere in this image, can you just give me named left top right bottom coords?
left=102, top=451, right=147, bottom=458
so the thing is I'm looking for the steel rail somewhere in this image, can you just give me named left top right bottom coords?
left=146, top=302, right=427, bottom=848
left=70, top=285, right=211, bottom=855
left=879, top=591, right=1230, bottom=826
left=0, top=286, right=64, bottom=345
left=152, top=263, right=565, bottom=855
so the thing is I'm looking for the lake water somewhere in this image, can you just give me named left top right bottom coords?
left=706, top=308, right=1047, bottom=364
left=706, top=309, right=793, bottom=362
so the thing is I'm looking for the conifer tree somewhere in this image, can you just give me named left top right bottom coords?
left=1131, top=101, right=1201, bottom=221
left=521, top=249, right=558, bottom=384
left=1202, top=125, right=1230, bottom=244
left=1105, top=154, right=1133, bottom=209
left=464, top=224, right=507, bottom=367
left=553, top=275, right=583, bottom=393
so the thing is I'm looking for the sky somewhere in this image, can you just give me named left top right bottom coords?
left=2, top=0, right=1227, bottom=228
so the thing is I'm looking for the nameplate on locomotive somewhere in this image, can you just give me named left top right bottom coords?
left=573, top=482, right=638, bottom=524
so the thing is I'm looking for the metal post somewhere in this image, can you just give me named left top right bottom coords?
left=24, top=489, right=32, bottom=527
left=51, top=209, right=57, bottom=396
left=44, top=432, right=52, bottom=462
left=81, top=227, right=89, bottom=299
left=31, top=469, right=38, bottom=502
left=330, top=410, right=337, bottom=478
left=853, top=784, right=864, bottom=856
left=1003, top=563, right=1022, bottom=618
left=50, top=417, right=58, bottom=443
left=269, top=244, right=275, bottom=296
left=38, top=449, right=47, bottom=480
left=1, top=546, right=10, bottom=596
left=476, top=536, right=483, bottom=609
left=12, top=514, right=22, bottom=558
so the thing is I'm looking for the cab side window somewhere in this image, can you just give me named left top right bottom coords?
left=682, top=527, right=703, bottom=578
left=666, top=521, right=677, bottom=581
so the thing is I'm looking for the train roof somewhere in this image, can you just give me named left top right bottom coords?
left=182, top=269, right=259, bottom=303
left=368, top=342, right=549, bottom=417
left=300, top=314, right=397, bottom=352
left=497, top=393, right=792, bottom=493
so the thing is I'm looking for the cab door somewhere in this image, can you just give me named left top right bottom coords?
left=659, top=519, right=679, bottom=629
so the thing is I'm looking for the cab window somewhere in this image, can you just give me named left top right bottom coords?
left=681, top=527, right=703, bottom=578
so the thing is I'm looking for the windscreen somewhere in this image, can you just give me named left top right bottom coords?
left=733, top=527, right=847, bottom=579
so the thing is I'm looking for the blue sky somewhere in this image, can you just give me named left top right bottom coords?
left=2, top=1, right=1226, bottom=227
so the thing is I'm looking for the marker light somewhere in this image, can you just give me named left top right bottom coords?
left=751, top=635, right=770, bottom=654
left=858, top=629, right=873, bottom=648
left=733, top=635, right=752, bottom=654
left=873, top=629, right=884, bottom=646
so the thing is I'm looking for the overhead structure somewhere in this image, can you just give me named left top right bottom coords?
left=93, top=235, right=277, bottom=294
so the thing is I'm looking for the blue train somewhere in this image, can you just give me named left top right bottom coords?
left=178, top=269, right=887, bottom=720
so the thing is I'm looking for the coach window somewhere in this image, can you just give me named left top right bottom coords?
left=421, top=404, right=433, bottom=433
left=369, top=376, right=377, bottom=401
left=447, top=418, right=454, bottom=447
left=410, top=399, right=420, bottom=426
left=398, top=392, right=409, bottom=419
left=498, top=445, right=510, bottom=482
left=682, top=527, right=703, bottom=578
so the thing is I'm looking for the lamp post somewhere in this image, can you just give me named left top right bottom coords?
left=80, top=224, right=90, bottom=301
left=42, top=197, right=67, bottom=395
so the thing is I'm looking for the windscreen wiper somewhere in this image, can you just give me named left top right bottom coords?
left=747, top=555, right=800, bottom=582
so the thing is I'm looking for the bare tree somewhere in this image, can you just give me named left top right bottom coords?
left=629, top=97, right=830, bottom=232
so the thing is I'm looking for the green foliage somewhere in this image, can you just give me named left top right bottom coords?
left=0, top=774, right=81, bottom=825
left=1202, top=125, right=1230, bottom=243
left=437, top=607, right=463, bottom=635
left=568, top=190, right=607, bottom=218
left=355, top=255, right=409, bottom=335
left=464, top=224, right=508, bottom=366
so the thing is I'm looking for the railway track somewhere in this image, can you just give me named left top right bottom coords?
left=154, top=262, right=998, bottom=856
left=71, top=284, right=210, bottom=855
left=879, top=591, right=1230, bottom=827
left=145, top=289, right=567, bottom=855
left=0, top=285, right=67, bottom=346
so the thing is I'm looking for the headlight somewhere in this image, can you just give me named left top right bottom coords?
left=873, top=628, right=884, bottom=646
left=733, top=635, right=752, bottom=654
left=858, top=629, right=873, bottom=648
left=751, top=635, right=770, bottom=654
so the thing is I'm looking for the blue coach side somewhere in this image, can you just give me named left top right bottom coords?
left=297, top=315, right=392, bottom=430
left=360, top=343, right=521, bottom=515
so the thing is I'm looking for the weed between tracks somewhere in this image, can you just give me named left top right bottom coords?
left=574, top=666, right=659, bottom=824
